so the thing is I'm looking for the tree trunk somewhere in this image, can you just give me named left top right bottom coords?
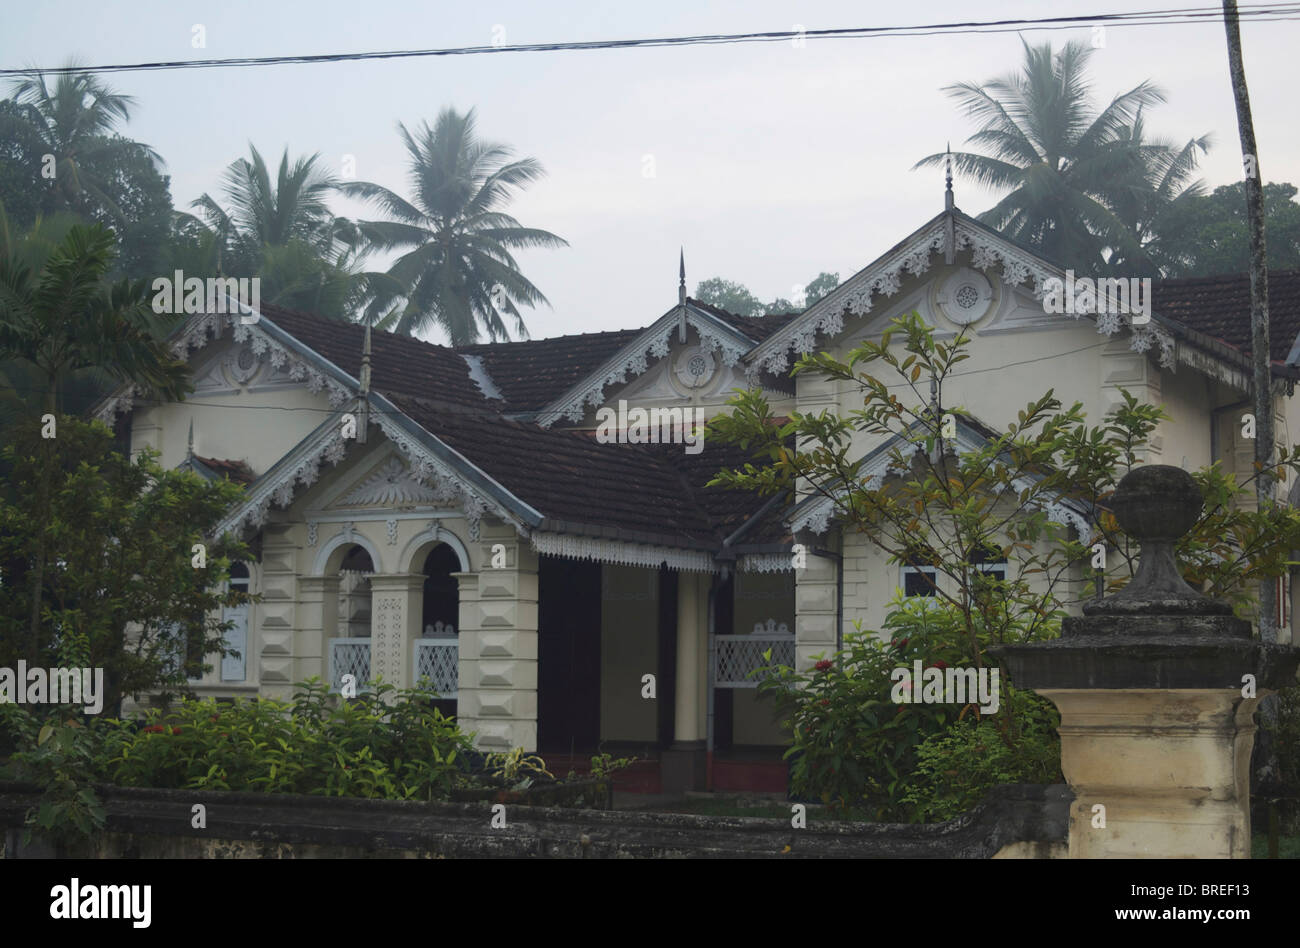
left=27, top=382, right=57, bottom=657
left=1222, top=0, right=1280, bottom=789
left=1222, top=0, right=1276, bottom=641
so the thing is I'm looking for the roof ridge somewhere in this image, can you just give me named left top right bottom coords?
left=257, top=301, right=458, bottom=355
left=458, top=326, right=646, bottom=352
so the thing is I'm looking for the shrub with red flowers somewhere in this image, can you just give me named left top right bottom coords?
left=813, top=660, right=833, bottom=672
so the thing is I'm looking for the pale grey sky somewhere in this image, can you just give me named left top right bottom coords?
left=3, top=1, right=1298, bottom=343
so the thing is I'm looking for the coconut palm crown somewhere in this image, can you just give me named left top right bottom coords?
left=915, top=38, right=1210, bottom=276
left=340, top=107, right=568, bottom=345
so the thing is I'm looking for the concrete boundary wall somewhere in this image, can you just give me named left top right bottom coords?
left=0, top=782, right=1069, bottom=859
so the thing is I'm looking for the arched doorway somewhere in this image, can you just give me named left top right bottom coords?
left=417, top=543, right=461, bottom=717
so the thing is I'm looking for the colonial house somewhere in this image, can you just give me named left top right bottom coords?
left=94, top=187, right=1300, bottom=795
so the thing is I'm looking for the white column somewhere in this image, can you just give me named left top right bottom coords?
left=367, top=572, right=424, bottom=696
left=674, top=572, right=707, bottom=742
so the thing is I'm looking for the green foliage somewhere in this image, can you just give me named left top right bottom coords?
left=756, top=596, right=1063, bottom=822
left=1155, top=182, right=1300, bottom=278
left=0, top=416, right=253, bottom=714
left=482, top=746, right=553, bottom=789
left=0, top=220, right=191, bottom=413
left=695, top=277, right=765, bottom=317
left=0, top=68, right=174, bottom=282
left=0, top=705, right=107, bottom=848
left=695, top=271, right=840, bottom=317
left=1268, top=686, right=1300, bottom=793
left=758, top=604, right=957, bottom=821
left=339, top=108, right=568, bottom=344
left=902, top=688, right=1063, bottom=822
left=713, top=309, right=1300, bottom=821
left=589, top=752, right=636, bottom=780
left=93, top=679, right=476, bottom=801
left=915, top=38, right=1209, bottom=274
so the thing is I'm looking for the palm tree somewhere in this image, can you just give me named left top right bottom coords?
left=2, top=64, right=162, bottom=223
left=0, top=220, right=191, bottom=413
left=0, top=219, right=192, bottom=649
left=340, top=107, right=568, bottom=345
left=915, top=39, right=1204, bottom=274
left=1104, top=109, right=1212, bottom=274
left=185, top=145, right=397, bottom=319
left=190, top=144, right=342, bottom=277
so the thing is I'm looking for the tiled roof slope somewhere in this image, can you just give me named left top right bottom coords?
left=459, top=327, right=644, bottom=412
left=390, top=394, right=772, bottom=548
left=246, top=305, right=786, bottom=549
left=193, top=455, right=256, bottom=485
left=1153, top=269, right=1300, bottom=366
left=687, top=298, right=804, bottom=343
left=256, top=303, right=489, bottom=409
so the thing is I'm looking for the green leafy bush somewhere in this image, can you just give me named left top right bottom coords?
left=0, top=705, right=106, bottom=847
left=94, top=679, right=476, bottom=801
left=759, top=602, right=958, bottom=821
left=902, top=687, right=1063, bottom=821
left=759, top=596, right=1064, bottom=822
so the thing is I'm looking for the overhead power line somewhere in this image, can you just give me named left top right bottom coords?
left=3, top=4, right=1299, bottom=77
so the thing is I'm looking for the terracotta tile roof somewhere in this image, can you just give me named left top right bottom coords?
left=239, top=305, right=792, bottom=552
left=459, top=327, right=644, bottom=412
left=192, top=455, right=256, bottom=485
left=1153, top=269, right=1300, bottom=367
left=686, top=298, right=804, bottom=343
left=390, top=394, right=772, bottom=547
left=255, top=303, right=490, bottom=409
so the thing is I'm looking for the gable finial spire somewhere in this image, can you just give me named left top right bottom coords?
left=944, top=142, right=956, bottom=264
left=357, top=321, right=373, bottom=444
left=679, top=247, right=687, bottom=303
left=359, top=322, right=372, bottom=396
left=944, top=142, right=954, bottom=210
left=187, top=418, right=194, bottom=459
left=678, top=247, right=688, bottom=342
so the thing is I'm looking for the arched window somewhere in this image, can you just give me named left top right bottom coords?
left=222, top=562, right=251, bottom=682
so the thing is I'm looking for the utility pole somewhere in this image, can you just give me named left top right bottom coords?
left=1222, top=0, right=1276, bottom=642
left=1222, top=0, right=1280, bottom=795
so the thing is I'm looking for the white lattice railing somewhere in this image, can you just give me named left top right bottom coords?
left=329, top=637, right=371, bottom=693
left=413, top=638, right=458, bottom=699
left=714, top=633, right=795, bottom=688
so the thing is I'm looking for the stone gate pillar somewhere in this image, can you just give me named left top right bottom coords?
left=994, top=466, right=1300, bottom=858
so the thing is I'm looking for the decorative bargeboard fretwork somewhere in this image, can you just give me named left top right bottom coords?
left=413, top=637, right=458, bottom=699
